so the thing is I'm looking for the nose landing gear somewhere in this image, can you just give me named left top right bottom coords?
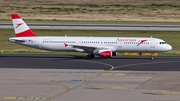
left=151, top=52, right=154, bottom=60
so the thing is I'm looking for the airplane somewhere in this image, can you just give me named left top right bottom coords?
left=8, top=14, right=172, bottom=59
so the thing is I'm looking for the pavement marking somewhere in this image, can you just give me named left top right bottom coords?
left=102, top=73, right=112, bottom=75
left=102, top=73, right=125, bottom=76
left=74, top=60, right=126, bottom=91
left=145, top=91, right=180, bottom=95
left=104, top=86, right=125, bottom=90
left=85, top=87, right=103, bottom=90
left=46, top=84, right=70, bottom=101
left=74, top=60, right=115, bottom=70
left=46, top=60, right=114, bottom=101
left=3, top=96, right=17, bottom=100
left=3, top=96, right=46, bottom=100
left=113, top=73, right=125, bottom=76
left=86, top=86, right=125, bottom=90
left=114, top=61, right=180, bottom=69
left=80, top=60, right=114, bottom=84
left=85, top=86, right=125, bottom=90
left=154, top=91, right=180, bottom=95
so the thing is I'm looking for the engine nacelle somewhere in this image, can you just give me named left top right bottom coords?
left=98, top=49, right=112, bottom=58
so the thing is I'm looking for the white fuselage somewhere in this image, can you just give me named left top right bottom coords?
left=9, top=36, right=172, bottom=53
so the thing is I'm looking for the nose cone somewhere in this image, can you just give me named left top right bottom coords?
left=166, top=44, right=172, bottom=51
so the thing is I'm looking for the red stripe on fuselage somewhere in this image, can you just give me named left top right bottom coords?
left=16, top=29, right=37, bottom=37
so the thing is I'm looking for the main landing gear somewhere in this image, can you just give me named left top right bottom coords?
left=86, top=53, right=95, bottom=59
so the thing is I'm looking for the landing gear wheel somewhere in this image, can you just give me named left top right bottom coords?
left=151, top=52, right=154, bottom=60
left=90, top=54, right=95, bottom=58
left=86, top=55, right=91, bottom=59
left=86, top=54, right=95, bottom=59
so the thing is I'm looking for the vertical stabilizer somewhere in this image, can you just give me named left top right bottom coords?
left=11, top=14, right=37, bottom=37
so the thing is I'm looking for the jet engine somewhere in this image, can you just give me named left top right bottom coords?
left=95, top=49, right=113, bottom=58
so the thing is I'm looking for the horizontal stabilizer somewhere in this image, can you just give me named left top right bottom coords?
left=9, top=38, right=26, bottom=43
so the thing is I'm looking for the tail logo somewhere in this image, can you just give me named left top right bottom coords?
left=64, top=43, right=68, bottom=47
left=15, top=23, right=23, bottom=28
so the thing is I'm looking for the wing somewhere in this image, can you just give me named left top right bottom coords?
left=65, top=43, right=116, bottom=53
left=71, top=45, right=97, bottom=52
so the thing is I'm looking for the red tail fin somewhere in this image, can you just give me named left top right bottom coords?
left=11, top=14, right=37, bottom=37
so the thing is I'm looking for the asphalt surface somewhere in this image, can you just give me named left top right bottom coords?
left=1, top=23, right=180, bottom=31
left=0, top=54, right=180, bottom=71
left=1, top=55, right=180, bottom=101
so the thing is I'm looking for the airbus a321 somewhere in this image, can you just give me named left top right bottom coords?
left=9, top=14, right=172, bottom=59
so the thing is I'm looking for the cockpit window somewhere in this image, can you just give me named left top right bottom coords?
left=159, top=42, right=167, bottom=44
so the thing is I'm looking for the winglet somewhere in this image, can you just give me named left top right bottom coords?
left=11, top=14, right=37, bottom=37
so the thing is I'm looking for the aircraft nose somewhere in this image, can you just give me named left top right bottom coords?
left=166, top=44, right=172, bottom=51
